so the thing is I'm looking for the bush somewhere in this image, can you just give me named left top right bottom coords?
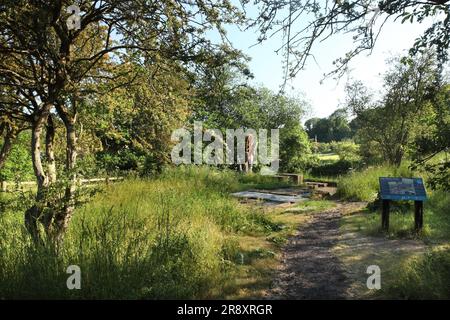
left=310, top=160, right=353, bottom=177
left=279, top=124, right=314, bottom=173
left=313, top=142, right=332, bottom=154
left=0, top=131, right=33, bottom=182
left=329, top=140, right=361, bottom=164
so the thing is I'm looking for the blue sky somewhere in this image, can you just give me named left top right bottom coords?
left=218, top=3, right=436, bottom=119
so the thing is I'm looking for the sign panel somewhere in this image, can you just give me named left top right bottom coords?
left=379, top=177, right=427, bottom=201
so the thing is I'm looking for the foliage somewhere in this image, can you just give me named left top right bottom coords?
left=310, top=160, right=353, bottom=177
left=410, top=84, right=450, bottom=191
left=304, top=108, right=352, bottom=142
left=329, top=141, right=361, bottom=164
left=309, top=141, right=361, bottom=176
left=84, top=62, right=192, bottom=176
left=0, top=131, right=33, bottom=182
left=347, top=53, right=439, bottom=166
left=280, top=124, right=313, bottom=173
left=193, top=65, right=313, bottom=173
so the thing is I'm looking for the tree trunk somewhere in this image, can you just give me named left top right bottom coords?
left=0, top=127, right=17, bottom=170
left=46, top=115, right=57, bottom=183
left=25, top=110, right=50, bottom=243
left=52, top=120, right=78, bottom=242
left=393, top=146, right=404, bottom=167
left=40, top=115, right=57, bottom=233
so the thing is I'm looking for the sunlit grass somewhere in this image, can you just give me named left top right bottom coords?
left=342, top=190, right=450, bottom=240
left=338, top=163, right=450, bottom=299
left=336, top=164, right=415, bottom=201
left=382, top=245, right=450, bottom=299
left=0, top=166, right=289, bottom=299
left=281, top=200, right=336, bottom=215
left=317, top=153, right=340, bottom=163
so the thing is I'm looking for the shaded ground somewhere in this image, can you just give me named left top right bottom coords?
left=266, top=202, right=427, bottom=299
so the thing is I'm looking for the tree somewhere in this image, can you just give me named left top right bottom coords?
left=305, top=117, right=331, bottom=142
left=279, top=123, right=312, bottom=172
left=193, top=62, right=312, bottom=172
left=250, top=0, right=450, bottom=80
left=347, top=53, right=438, bottom=166
left=0, top=0, right=244, bottom=243
left=304, top=108, right=352, bottom=142
left=90, top=60, right=192, bottom=175
left=411, top=83, right=450, bottom=190
left=191, top=56, right=255, bottom=130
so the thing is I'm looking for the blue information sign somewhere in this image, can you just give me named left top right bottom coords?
left=379, top=177, right=427, bottom=201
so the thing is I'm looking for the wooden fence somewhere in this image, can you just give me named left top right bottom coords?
left=0, top=177, right=124, bottom=192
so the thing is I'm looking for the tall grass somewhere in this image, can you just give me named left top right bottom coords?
left=347, top=190, right=450, bottom=239
left=383, top=247, right=450, bottom=299
left=337, top=164, right=450, bottom=239
left=337, top=165, right=450, bottom=299
left=0, top=167, right=278, bottom=299
left=336, top=165, right=414, bottom=201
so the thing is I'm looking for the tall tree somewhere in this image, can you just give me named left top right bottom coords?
left=411, top=83, right=450, bottom=190
left=0, top=0, right=244, bottom=243
left=347, top=53, right=438, bottom=166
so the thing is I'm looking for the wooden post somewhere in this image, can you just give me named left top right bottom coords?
left=381, top=199, right=390, bottom=231
left=414, top=201, right=423, bottom=231
left=1, top=181, right=6, bottom=192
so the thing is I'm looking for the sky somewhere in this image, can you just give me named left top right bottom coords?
left=218, top=2, right=437, bottom=119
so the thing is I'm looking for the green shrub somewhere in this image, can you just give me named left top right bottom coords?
left=0, top=130, right=33, bottom=182
left=329, top=140, right=361, bottom=164
left=311, top=160, right=353, bottom=177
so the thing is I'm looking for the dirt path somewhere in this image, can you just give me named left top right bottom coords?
left=267, top=202, right=426, bottom=299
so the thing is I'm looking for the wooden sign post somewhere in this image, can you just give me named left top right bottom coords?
left=381, top=199, right=390, bottom=230
left=414, top=201, right=424, bottom=230
left=379, top=177, right=427, bottom=232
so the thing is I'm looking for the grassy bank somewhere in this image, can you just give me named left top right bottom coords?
left=0, top=167, right=292, bottom=299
